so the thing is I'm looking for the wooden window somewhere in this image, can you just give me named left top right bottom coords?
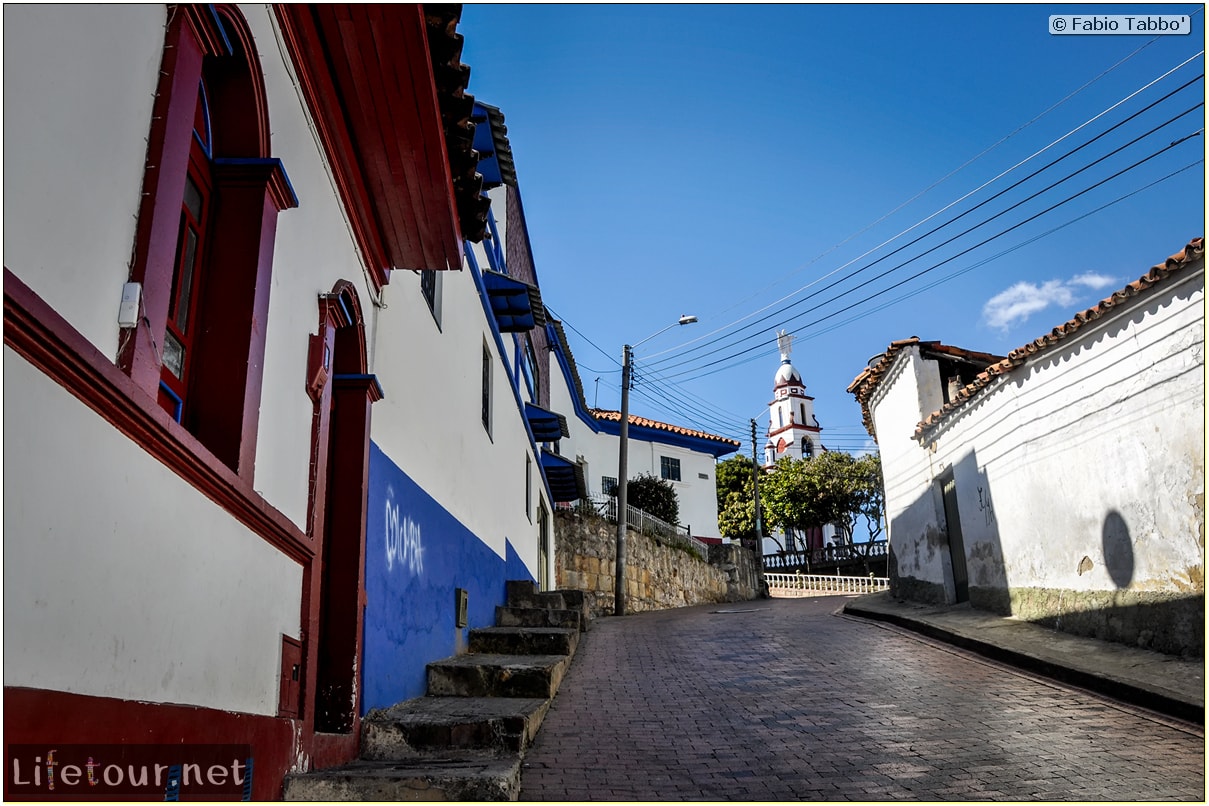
left=157, top=84, right=213, bottom=423
left=121, top=6, right=296, bottom=477
left=660, top=456, right=681, bottom=482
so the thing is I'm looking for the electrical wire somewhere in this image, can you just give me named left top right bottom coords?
left=664, top=141, right=1204, bottom=383
left=642, top=54, right=1205, bottom=365
left=643, top=75, right=1199, bottom=372
left=651, top=99, right=1204, bottom=378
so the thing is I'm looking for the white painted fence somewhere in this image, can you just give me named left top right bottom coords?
left=765, top=572, right=889, bottom=597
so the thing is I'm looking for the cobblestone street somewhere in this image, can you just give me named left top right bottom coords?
left=519, top=596, right=1205, bottom=801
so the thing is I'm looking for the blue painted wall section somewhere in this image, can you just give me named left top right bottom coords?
left=363, top=442, right=535, bottom=713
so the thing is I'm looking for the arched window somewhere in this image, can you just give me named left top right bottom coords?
left=122, top=5, right=297, bottom=477
left=802, top=437, right=813, bottom=459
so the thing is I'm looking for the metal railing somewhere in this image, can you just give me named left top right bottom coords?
left=581, top=493, right=711, bottom=560
left=765, top=572, right=889, bottom=597
left=762, top=540, right=888, bottom=571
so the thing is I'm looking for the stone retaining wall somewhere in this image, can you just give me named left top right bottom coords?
left=554, top=510, right=763, bottom=616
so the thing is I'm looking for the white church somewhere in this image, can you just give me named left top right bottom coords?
left=761, top=331, right=840, bottom=555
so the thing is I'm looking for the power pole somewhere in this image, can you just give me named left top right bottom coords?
left=614, top=345, right=633, bottom=616
left=750, top=418, right=765, bottom=575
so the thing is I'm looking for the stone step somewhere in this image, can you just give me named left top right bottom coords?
left=553, top=588, right=594, bottom=631
left=495, top=605, right=583, bottom=632
left=362, top=696, right=551, bottom=757
left=469, top=626, right=579, bottom=657
left=503, top=580, right=594, bottom=631
left=282, top=752, right=520, bottom=801
left=427, top=653, right=571, bottom=699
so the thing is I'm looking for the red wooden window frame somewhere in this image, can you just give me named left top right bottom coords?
left=121, top=5, right=296, bottom=478
left=158, top=85, right=214, bottom=422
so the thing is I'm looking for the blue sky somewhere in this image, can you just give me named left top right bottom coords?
left=460, top=4, right=1205, bottom=457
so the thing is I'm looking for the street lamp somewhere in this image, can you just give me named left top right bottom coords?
left=614, top=314, right=698, bottom=616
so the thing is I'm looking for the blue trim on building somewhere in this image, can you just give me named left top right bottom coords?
left=548, top=322, right=601, bottom=434
left=363, top=442, right=534, bottom=711
left=593, top=416, right=739, bottom=458
left=467, top=242, right=563, bottom=510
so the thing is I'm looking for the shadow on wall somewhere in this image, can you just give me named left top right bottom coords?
left=955, top=449, right=1009, bottom=613
left=1101, top=509, right=1134, bottom=589
left=889, top=458, right=1203, bottom=657
left=1021, top=508, right=1203, bottom=658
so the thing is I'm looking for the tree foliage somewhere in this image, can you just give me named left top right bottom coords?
left=626, top=473, right=679, bottom=526
left=715, top=455, right=757, bottom=543
left=762, top=451, right=885, bottom=544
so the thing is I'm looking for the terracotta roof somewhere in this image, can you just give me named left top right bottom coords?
left=590, top=409, right=742, bottom=448
left=847, top=339, right=1005, bottom=438
left=848, top=238, right=1205, bottom=441
left=913, top=237, right=1204, bottom=439
left=424, top=4, right=490, bottom=244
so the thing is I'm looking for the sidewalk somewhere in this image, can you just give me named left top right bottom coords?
left=843, top=591, right=1204, bottom=725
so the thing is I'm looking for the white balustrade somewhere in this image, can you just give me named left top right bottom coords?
left=764, top=572, right=889, bottom=597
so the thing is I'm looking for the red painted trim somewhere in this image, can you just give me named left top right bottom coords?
left=3, top=269, right=313, bottom=566
left=767, top=423, right=822, bottom=440
left=272, top=6, right=391, bottom=290
left=119, top=9, right=207, bottom=395
left=272, top=4, right=464, bottom=275
left=2, top=687, right=340, bottom=801
left=210, top=4, right=272, bottom=158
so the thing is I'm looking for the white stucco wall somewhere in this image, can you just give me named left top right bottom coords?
left=368, top=258, right=545, bottom=580
left=872, top=266, right=1205, bottom=605
left=3, top=349, right=302, bottom=716
left=245, top=6, right=380, bottom=530
left=869, top=349, right=954, bottom=593
left=2, top=4, right=165, bottom=362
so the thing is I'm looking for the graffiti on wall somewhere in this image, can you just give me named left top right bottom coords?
left=384, top=485, right=424, bottom=576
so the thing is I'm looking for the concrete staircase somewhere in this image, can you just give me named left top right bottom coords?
left=283, top=581, right=591, bottom=801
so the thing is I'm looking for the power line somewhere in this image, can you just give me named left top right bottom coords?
left=643, top=54, right=1205, bottom=366
left=665, top=140, right=1203, bottom=383
left=652, top=98, right=1203, bottom=378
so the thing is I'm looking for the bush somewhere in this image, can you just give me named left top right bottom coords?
left=625, top=473, right=679, bottom=526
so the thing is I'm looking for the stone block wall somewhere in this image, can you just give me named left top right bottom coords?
left=554, top=510, right=763, bottom=617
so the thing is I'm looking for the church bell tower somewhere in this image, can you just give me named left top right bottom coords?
left=763, top=330, right=823, bottom=467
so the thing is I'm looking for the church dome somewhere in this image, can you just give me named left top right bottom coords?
left=775, top=360, right=802, bottom=386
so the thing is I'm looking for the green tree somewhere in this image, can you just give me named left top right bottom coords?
left=626, top=473, right=679, bottom=526
left=762, top=451, right=885, bottom=573
left=715, top=455, right=757, bottom=545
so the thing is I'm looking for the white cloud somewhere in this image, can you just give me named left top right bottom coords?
left=1068, top=271, right=1119, bottom=290
left=982, top=273, right=1120, bottom=332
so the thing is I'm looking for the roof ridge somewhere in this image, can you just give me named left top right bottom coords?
left=848, top=238, right=1204, bottom=442
left=913, top=237, right=1204, bottom=439
left=590, top=408, right=741, bottom=447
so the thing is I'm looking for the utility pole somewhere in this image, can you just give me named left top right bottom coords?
left=750, top=418, right=765, bottom=576
left=614, top=345, right=633, bottom=616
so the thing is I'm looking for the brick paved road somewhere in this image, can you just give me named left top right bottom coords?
left=519, top=597, right=1205, bottom=801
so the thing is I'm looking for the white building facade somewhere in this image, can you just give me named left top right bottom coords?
left=849, top=240, right=1205, bottom=656
left=3, top=5, right=567, bottom=797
